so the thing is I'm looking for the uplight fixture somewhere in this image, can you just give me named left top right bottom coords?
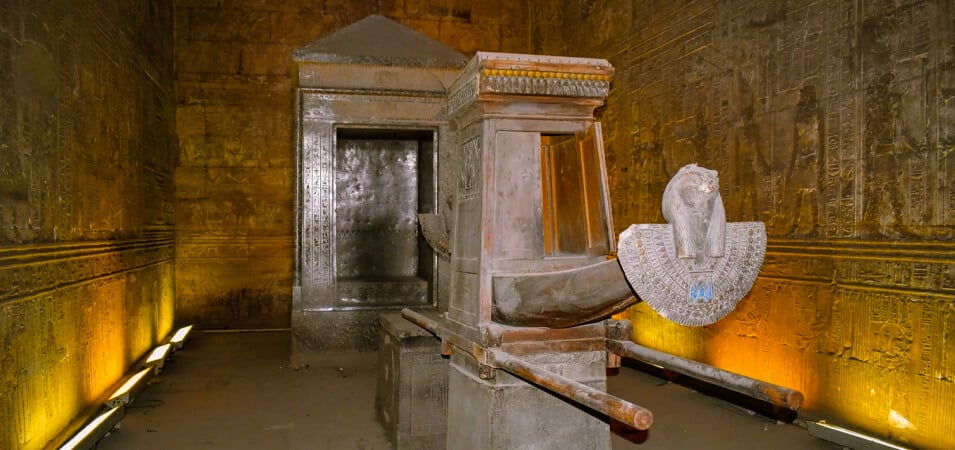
left=807, top=420, right=909, bottom=450
left=144, top=343, right=172, bottom=373
left=169, top=324, right=194, bottom=350
left=58, top=405, right=124, bottom=450
left=105, top=368, right=152, bottom=408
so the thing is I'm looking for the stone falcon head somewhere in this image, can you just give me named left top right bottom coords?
left=661, top=164, right=726, bottom=259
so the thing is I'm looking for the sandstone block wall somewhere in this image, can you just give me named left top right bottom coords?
left=0, top=1, right=177, bottom=448
left=532, top=1, right=954, bottom=448
left=173, top=0, right=530, bottom=329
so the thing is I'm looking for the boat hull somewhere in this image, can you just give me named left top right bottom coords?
left=492, top=258, right=636, bottom=328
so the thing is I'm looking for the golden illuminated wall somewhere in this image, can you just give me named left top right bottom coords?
left=0, top=1, right=176, bottom=449
left=533, top=1, right=954, bottom=448
left=173, top=0, right=530, bottom=328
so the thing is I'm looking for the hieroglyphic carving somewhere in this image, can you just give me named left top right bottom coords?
left=620, top=6, right=716, bottom=226
left=480, top=69, right=611, bottom=99
left=836, top=259, right=955, bottom=293
left=300, top=116, right=335, bottom=302
left=0, top=238, right=174, bottom=303
left=450, top=135, right=482, bottom=276
left=762, top=239, right=954, bottom=290
left=606, top=1, right=955, bottom=241
left=535, top=1, right=955, bottom=447
left=176, top=235, right=293, bottom=260
left=785, top=85, right=823, bottom=237
left=459, top=136, right=480, bottom=195
left=447, top=79, right=477, bottom=117
left=618, top=222, right=765, bottom=327
left=409, top=353, right=448, bottom=436
left=827, top=284, right=952, bottom=374
left=861, top=73, right=910, bottom=238
left=448, top=52, right=613, bottom=117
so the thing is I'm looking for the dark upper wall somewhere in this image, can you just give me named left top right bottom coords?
left=173, top=0, right=531, bottom=329
left=0, top=1, right=177, bottom=448
left=533, top=1, right=954, bottom=448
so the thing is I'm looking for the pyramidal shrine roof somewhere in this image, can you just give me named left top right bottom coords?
left=293, top=15, right=468, bottom=68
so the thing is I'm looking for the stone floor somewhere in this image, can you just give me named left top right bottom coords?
left=96, top=330, right=840, bottom=450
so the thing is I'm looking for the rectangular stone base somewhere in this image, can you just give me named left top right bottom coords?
left=376, top=312, right=448, bottom=449
left=290, top=309, right=383, bottom=355
left=447, top=349, right=610, bottom=450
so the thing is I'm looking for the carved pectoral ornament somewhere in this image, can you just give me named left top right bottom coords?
left=618, top=164, right=767, bottom=326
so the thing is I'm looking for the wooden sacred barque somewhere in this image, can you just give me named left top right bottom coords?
left=404, top=51, right=800, bottom=449
left=404, top=52, right=645, bottom=449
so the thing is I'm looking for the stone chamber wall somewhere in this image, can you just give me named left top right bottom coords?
left=173, top=0, right=530, bottom=329
left=0, top=1, right=177, bottom=449
left=532, top=1, right=954, bottom=448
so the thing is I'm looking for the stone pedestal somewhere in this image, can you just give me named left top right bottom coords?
left=376, top=312, right=448, bottom=449
left=447, top=350, right=610, bottom=450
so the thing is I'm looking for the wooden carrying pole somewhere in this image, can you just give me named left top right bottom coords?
left=489, top=348, right=654, bottom=430
left=402, top=308, right=654, bottom=430
left=606, top=338, right=804, bottom=411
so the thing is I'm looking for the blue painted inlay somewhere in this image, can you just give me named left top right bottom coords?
left=689, top=281, right=714, bottom=304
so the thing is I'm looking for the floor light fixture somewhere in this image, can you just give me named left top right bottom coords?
left=144, top=343, right=172, bottom=373
left=807, top=420, right=909, bottom=450
left=58, top=405, right=124, bottom=450
left=105, top=368, right=152, bottom=408
left=169, top=324, right=194, bottom=350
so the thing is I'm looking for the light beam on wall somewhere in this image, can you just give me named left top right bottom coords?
left=57, top=324, right=196, bottom=449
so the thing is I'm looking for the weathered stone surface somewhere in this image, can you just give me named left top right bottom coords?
left=175, top=235, right=292, bottom=329
left=291, top=310, right=385, bottom=353
left=186, top=7, right=272, bottom=43
left=447, top=350, right=610, bottom=450
left=533, top=1, right=955, bottom=448
left=0, top=1, right=177, bottom=449
left=376, top=312, right=448, bottom=449
left=293, top=15, right=469, bottom=67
